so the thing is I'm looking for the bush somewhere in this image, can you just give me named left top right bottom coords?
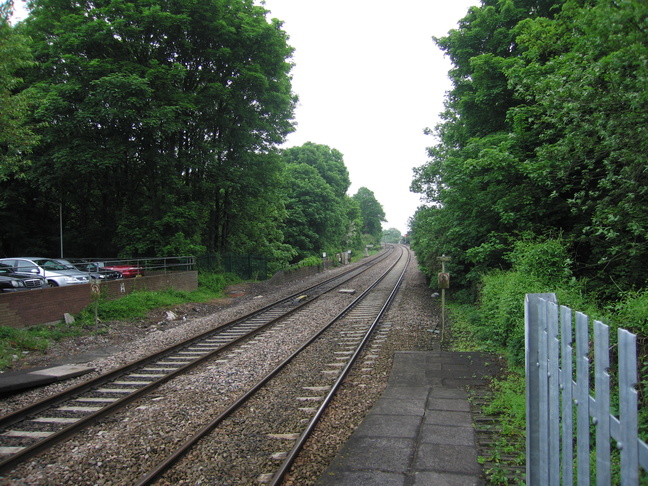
left=507, top=236, right=573, bottom=286
left=477, top=238, right=596, bottom=366
left=478, top=269, right=545, bottom=365
left=198, top=272, right=239, bottom=293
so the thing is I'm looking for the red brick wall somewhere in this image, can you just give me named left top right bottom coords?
left=0, top=271, right=198, bottom=329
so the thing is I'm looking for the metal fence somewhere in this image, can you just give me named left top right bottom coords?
left=93, top=256, right=196, bottom=273
left=93, top=254, right=267, bottom=279
left=196, top=253, right=268, bottom=280
left=525, top=293, right=648, bottom=485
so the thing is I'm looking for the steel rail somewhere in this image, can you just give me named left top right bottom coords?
left=134, top=245, right=409, bottom=485
left=269, top=245, right=411, bottom=485
left=0, top=247, right=394, bottom=475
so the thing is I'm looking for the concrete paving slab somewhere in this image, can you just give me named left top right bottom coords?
left=0, top=364, right=94, bottom=394
left=381, top=385, right=429, bottom=400
left=428, top=388, right=468, bottom=399
left=370, top=398, right=427, bottom=416
left=427, top=397, right=471, bottom=413
left=413, top=471, right=485, bottom=486
left=425, top=410, right=473, bottom=427
left=420, top=424, right=476, bottom=446
left=353, top=414, right=421, bottom=438
left=317, top=348, right=500, bottom=485
left=414, top=443, right=482, bottom=475
left=318, top=470, right=406, bottom=486
left=328, top=436, right=415, bottom=473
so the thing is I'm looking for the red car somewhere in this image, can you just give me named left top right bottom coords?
left=101, top=264, right=143, bottom=278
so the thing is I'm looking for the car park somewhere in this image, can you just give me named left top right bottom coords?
left=0, top=257, right=91, bottom=287
left=59, top=259, right=123, bottom=280
left=0, top=263, right=47, bottom=292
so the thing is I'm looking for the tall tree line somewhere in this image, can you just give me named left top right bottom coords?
left=0, top=0, right=386, bottom=267
left=410, top=0, right=648, bottom=298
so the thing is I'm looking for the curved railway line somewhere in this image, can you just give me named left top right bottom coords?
left=138, top=245, right=410, bottom=485
left=0, top=245, right=413, bottom=483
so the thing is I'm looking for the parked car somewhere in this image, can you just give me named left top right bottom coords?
left=0, top=257, right=91, bottom=287
left=59, top=259, right=123, bottom=280
left=0, top=263, right=47, bottom=292
left=99, top=263, right=143, bottom=278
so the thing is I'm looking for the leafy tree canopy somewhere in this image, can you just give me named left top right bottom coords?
left=0, top=1, right=38, bottom=181
left=352, top=187, right=385, bottom=244
left=382, top=227, right=402, bottom=244
left=410, top=0, right=648, bottom=297
left=282, top=142, right=350, bottom=198
left=281, top=143, right=357, bottom=261
left=3, top=0, right=297, bottom=259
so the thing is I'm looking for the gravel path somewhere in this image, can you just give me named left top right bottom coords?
left=0, top=250, right=440, bottom=485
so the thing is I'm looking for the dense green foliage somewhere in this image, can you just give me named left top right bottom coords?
left=413, top=3, right=648, bottom=480
left=0, top=2, right=385, bottom=269
left=382, top=227, right=402, bottom=244
left=447, top=238, right=648, bottom=483
left=281, top=142, right=362, bottom=260
left=0, top=1, right=38, bottom=182
left=410, top=0, right=648, bottom=299
left=352, top=187, right=386, bottom=245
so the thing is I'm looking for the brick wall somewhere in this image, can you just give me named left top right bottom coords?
left=0, top=271, right=198, bottom=329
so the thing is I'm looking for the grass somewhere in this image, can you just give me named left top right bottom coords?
left=0, top=272, right=241, bottom=371
left=445, top=301, right=527, bottom=485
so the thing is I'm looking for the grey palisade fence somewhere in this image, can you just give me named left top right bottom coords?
left=525, top=293, right=648, bottom=485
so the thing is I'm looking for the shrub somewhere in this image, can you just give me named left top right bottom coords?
left=477, top=238, right=594, bottom=366
left=507, top=236, right=573, bottom=286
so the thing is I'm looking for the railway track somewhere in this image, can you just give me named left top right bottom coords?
left=136, top=245, right=411, bottom=485
left=0, top=246, right=397, bottom=478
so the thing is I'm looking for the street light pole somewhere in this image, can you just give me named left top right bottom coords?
left=57, top=201, right=63, bottom=258
left=35, top=198, right=63, bottom=258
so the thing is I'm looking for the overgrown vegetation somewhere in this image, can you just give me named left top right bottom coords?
left=1, top=4, right=388, bottom=268
left=0, top=271, right=240, bottom=370
left=410, top=0, right=648, bottom=297
left=444, top=238, right=648, bottom=484
left=409, top=2, right=647, bottom=480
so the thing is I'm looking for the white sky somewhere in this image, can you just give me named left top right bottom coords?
left=12, top=0, right=480, bottom=235
left=259, top=0, right=480, bottom=234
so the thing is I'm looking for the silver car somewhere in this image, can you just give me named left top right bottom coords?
left=0, top=257, right=91, bottom=287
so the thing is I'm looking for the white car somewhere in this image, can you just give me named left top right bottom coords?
left=0, top=257, right=91, bottom=287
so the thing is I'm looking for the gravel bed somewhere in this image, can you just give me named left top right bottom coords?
left=0, top=249, right=439, bottom=485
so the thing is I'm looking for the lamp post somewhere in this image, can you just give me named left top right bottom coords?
left=34, top=198, right=63, bottom=258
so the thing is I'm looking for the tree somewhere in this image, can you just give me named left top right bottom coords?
left=507, top=0, right=648, bottom=292
left=382, top=227, right=402, bottom=244
left=12, top=0, right=296, bottom=257
left=282, top=142, right=350, bottom=198
left=282, top=162, right=343, bottom=260
left=280, top=143, right=354, bottom=260
left=411, top=0, right=648, bottom=295
left=352, top=187, right=385, bottom=244
left=410, top=0, right=566, bottom=287
left=0, top=1, right=38, bottom=181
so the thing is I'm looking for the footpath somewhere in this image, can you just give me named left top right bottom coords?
left=317, top=343, right=499, bottom=486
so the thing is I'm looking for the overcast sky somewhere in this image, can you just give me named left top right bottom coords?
left=259, top=0, right=480, bottom=234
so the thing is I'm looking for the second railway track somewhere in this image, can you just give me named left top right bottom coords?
left=0, top=245, right=414, bottom=484
left=137, top=245, right=411, bottom=485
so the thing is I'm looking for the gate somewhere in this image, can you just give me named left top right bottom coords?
left=525, top=293, right=648, bottom=484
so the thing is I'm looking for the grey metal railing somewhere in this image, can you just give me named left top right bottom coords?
left=525, top=293, right=648, bottom=485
